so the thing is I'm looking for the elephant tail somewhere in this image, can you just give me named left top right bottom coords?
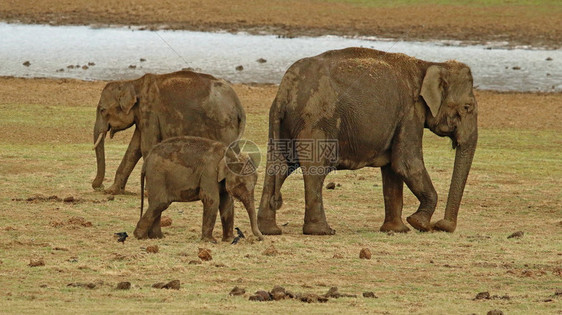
left=236, top=107, right=246, bottom=141
left=140, top=164, right=146, bottom=220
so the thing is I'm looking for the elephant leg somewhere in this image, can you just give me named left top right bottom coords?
left=258, top=161, right=296, bottom=235
left=134, top=201, right=170, bottom=239
left=302, top=168, right=335, bottom=235
left=201, top=196, right=220, bottom=243
left=219, top=192, right=234, bottom=242
left=400, top=166, right=437, bottom=232
left=148, top=214, right=163, bottom=239
left=380, top=165, right=410, bottom=233
left=106, top=127, right=142, bottom=195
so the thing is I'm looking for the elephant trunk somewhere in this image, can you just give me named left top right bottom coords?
left=440, top=129, right=477, bottom=231
left=92, top=110, right=108, bottom=189
left=242, top=193, right=264, bottom=240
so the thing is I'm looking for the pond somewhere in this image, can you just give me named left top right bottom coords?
left=0, top=23, right=560, bottom=92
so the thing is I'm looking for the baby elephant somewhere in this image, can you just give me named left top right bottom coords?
left=133, top=136, right=263, bottom=242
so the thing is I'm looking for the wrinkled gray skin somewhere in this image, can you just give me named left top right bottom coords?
left=258, top=47, right=478, bottom=235
left=92, top=70, right=245, bottom=195
left=134, top=136, right=264, bottom=242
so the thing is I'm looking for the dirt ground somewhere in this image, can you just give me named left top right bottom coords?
left=0, top=77, right=560, bottom=313
left=1, top=0, right=561, bottom=48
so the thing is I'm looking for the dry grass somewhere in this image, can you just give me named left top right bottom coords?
left=0, top=77, right=561, bottom=314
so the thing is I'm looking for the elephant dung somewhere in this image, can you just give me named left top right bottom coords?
left=198, top=248, right=212, bottom=261
left=363, top=291, right=377, bottom=298
left=160, top=216, right=173, bottom=227
left=507, top=231, right=524, bottom=239
left=229, top=286, right=246, bottom=296
left=116, top=282, right=131, bottom=290
left=146, top=245, right=159, bottom=254
left=359, top=248, right=372, bottom=259
left=326, top=182, right=336, bottom=190
left=262, top=245, right=278, bottom=256
left=163, top=280, right=180, bottom=290
left=474, top=291, right=491, bottom=300
left=270, top=286, right=287, bottom=300
left=487, top=310, right=504, bottom=315
left=28, top=258, right=45, bottom=267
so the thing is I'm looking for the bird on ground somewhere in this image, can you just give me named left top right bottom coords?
left=115, top=232, right=128, bottom=244
left=235, top=227, right=245, bottom=238
left=231, top=236, right=241, bottom=245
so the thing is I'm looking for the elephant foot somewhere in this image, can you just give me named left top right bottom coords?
left=201, top=236, right=218, bottom=244
left=380, top=220, right=410, bottom=233
left=258, top=220, right=283, bottom=235
left=406, top=211, right=432, bottom=232
left=432, top=219, right=457, bottom=233
left=303, top=222, right=335, bottom=235
left=148, top=230, right=164, bottom=239
left=221, top=232, right=235, bottom=242
left=133, top=227, right=148, bottom=240
left=104, top=183, right=125, bottom=195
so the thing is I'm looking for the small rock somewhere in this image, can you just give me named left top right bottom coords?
left=188, top=260, right=202, bottom=265
left=507, top=231, right=524, bottom=239
left=359, top=248, right=371, bottom=260
left=63, top=196, right=75, bottom=203
left=487, top=310, right=504, bottom=315
left=256, top=58, right=267, bottom=63
left=146, top=245, right=159, bottom=253
left=29, top=258, right=45, bottom=267
left=56, top=68, right=64, bottom=72
left=116, top=282, right=131, bottom=290
left=107, top=195, right=114, bottom=201
left=332, top=253, right=343, bottom=259
left=363, top=291, right=377, bottom=298
left=215, top=263, right=226, bottom=268
left=249, top=294, right=265, bottom=301
left=336, top=183, right=341, bottom=187
left=23, top=61, right=31, bottom=67
left=255, top=290, right=272, bottom=301
left=82, top=65, right=89, bottom=70
left=512, top=66, right=521, bottom=70
left=163, top=280, right=180, bottom=290
left=140, top=58, right=146, bottom=62
left=271, top=286, right=286, bottom=300
left=262, top=245, right=278, bottom=256
left=235, top=65, right=244, bottom=71
left=160, top=216, right=172, bottom=227
left=229, top=286, right=245, bottom=296
left=128, top=65, right=137, bottom=69
left=67, top=65, right=75, bottom=69
left=198, top=248, right=212, bottom=261
left=546, top=57, right=553, bottom=61
left=326, top=182, right=336, bottom=189
left=88, top=62, right=95, bottom=66
left=68, top=282, right=96, bottom=289
left=475, top=291, right=491, bottom=300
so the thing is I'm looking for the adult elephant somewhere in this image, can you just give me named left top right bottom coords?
left=92, top=70, right=246, bottom=194
left=258, top=47, right=478, bottom=235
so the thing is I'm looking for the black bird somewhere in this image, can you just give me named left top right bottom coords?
left=231, top=236, right=241, bottom=245
left=235, top=227, right=245, bottom=239
left=115, top=232, right=128, bottom=244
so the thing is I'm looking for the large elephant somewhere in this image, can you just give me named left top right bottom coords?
left=258, top=47, right=478, bottom=235
left=92, top=70, right=246, bottom=194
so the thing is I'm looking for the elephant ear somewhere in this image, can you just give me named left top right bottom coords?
left=119, top=83, right=138, bottom=115
left=420, top=65, right=444, bottom=118
left=217, top=157, right=228, bottom=182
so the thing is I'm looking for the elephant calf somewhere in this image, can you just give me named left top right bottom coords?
left=133, top=136, right=263, bottom=242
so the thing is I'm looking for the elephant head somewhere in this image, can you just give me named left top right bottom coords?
left=218, top=151, right=263, bottom=240
left=92, top=81, right=138, bottom=189
left=420, top=61, right=478, bottom=232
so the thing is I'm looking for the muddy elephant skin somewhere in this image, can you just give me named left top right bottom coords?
left=258, top=47, right=478, bottom=235
left=134, top=136, right=263, bottom=242
left=92, top=70, right=246, bottom=195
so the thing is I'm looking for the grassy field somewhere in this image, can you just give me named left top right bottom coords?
left=0, top=78, right=561, bottom=314
left=329, top=0, right=562, bottom=6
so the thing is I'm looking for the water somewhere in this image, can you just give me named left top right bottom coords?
left=0, top=23, right=560, bottom=92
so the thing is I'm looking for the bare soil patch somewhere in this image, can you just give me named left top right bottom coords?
left=0, top=1, right=560, bottom=48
